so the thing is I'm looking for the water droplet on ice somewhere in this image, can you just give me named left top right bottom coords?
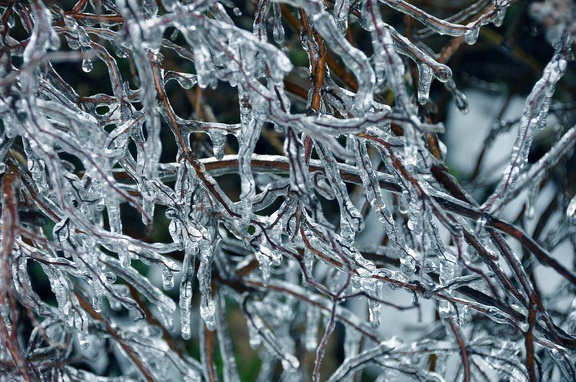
left=82, top=58, right=93, bottom=73
left=434, top=64, right=452, bottom=83
left=464, top=26, right=480, bottom=45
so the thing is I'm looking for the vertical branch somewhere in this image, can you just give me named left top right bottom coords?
left=525, top=305, right=538, bottom=382
left=298, top=9, right=327, bottom=113
left=447, top=318, right=470, bottom=382
left=0, top=163, right=32, bottom=382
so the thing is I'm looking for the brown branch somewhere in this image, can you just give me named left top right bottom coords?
left=74, top=292, right=156, bottom=382
left=525, top=305, right=537, bottom=382
left=203, top=324, right=217, bottom=382
left=282, top=4, right=358, bottom=92
left=448, top=318, right=470, bottom=382
left=0, top=163, right=33, bottom=382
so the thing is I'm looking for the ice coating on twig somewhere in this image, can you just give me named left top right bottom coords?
left=483, top=45, right=568, bottom=212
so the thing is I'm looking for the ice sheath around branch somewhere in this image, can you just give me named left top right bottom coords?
left=482, top=37, right=569, bottom=213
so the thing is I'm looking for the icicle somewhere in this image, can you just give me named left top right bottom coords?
left=525, top=182, right=539, bottom=220
left=438, top=300, right=452, bottom=319
left=494, top=8, right=507, bottom=27
left=438, top=249, right=458, bottom=320
left=162, top=264, right=175, bottom=290
left=404, top=143, right=419, bottom=171
left=208, top=130, right=227, bottom=160
left=111, top=41, right=128, bottom=58
left=198, top=242, right=216, bottom=331
left=66, top=36, right=80, bottom=50
left=445, top=79, right=469, bottom=113
left=256, top=248, right=273, bottom=286
left=417, top=64, right=433, bottom=105
left=92, top=292, right=103, bottom=313
left=464, top=24, right=480, bottom=45
left=398, top=191, right=410, bottom=215
left=367, top=280, right=383, bottom=328
left=142, top=193, right=155, bottom=225
left=180, top=240, right=197, bottom=339
left=400, top=250, right=417, bottom=278
left=548, top=348, right=575, bottom=381
left=107, top=200, right=122, bottom=234
left=244, top=298, right=301, bottom=372
left=77, top=27, right=91, bottom=48
left=354, top=252, right=376, bottom=277
left=195, top=44, right=212, bottom=89
left=303, top=249, right=315, bottom=283
left=305, top=304, right=320, bottom=351
left=118, top=246, right=131, bottom=269
left=238, top=117, right=263, bottom=221
left=75, top=308, right=90, bottom=350
left=439, top=250, right=457, bottom=286
left=272, top=3, right=285, bottom=44
left=407, top=197, right=423, bottom=235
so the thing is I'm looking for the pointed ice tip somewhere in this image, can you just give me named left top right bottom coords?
left=567, top=196, right=576, bottom=223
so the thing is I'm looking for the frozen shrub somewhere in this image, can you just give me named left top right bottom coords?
left=0, top=0, right=575, bottom=381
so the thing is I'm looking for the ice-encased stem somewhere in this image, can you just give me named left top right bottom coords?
left=198, top=241, right=216, bottom=331
left=483, top=50, right=568, bottom=212
left=180, top=248, right=196, bottom=340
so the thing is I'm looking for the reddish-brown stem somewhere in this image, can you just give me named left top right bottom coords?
left=525, top=305, right=538, bottom=382
left=448, top=318, right=470, bottom=382
left=75, top=291, right=156, bottom=382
